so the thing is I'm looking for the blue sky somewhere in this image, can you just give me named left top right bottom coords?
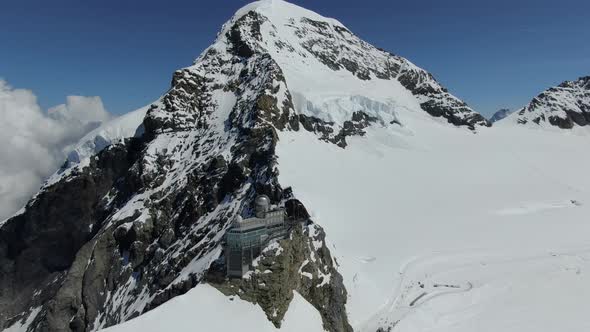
left=1, top=0, right=588, bottom=117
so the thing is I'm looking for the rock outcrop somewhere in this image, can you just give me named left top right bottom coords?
left=207, top=222, right=352, bottom=332
left=512, top=76, right=590, bottom=129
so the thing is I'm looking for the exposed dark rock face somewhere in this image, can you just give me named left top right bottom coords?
left=514, top=76, right=590, bottom=129
left=284, top=198, right=310, bottom=220
left=0, top=74, right=290, bottom=332
left=143, top=69, right=213, bottom=135
left=298, top=114, right=336, bottom=141
left=227, top=11, right=265, bottom=58
left=0, top=140, right=143, bottom=331
left=207, top=222, right=352, bottom=332
left=396, top=70, right=490, bottom=129
left=299, top=111, right=381, bottom=148
left=334, top=111, right=380, bottom=147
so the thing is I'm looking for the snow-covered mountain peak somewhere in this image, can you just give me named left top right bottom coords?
left=558, top=75, right=590, bottom=89
left=177, top=0, right=491, bottom=132
left=233, top=0, right=346, bottom=28
left=507, top=76, right=590, bottom=129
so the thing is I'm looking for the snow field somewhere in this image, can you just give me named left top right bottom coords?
left=276, top=120, right=590, bottom=331
left=101, top=284, right=326, bottom=332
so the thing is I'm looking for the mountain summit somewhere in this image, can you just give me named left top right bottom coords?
left=150, top=0, right=490, bottom=137
left=508, top=76, right=590, bottom=128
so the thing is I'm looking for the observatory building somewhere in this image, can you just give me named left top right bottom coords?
left=225, top=195, right=288, bottom=278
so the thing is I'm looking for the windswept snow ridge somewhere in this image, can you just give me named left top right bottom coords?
left=65, top=105, right=150, bottom=164
left=100, top=285, right=326, bottom=332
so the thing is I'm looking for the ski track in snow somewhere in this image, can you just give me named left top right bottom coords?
left=360, top=246, right=590, bottom=331
left=494, top=199, right=581, bottom=216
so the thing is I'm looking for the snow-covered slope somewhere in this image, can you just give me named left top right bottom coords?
left=86, top=106, right=590, bottom=332
left=101, top=284, right=326, bottom=332
left=65, top=104, right=149, bottom=164
left=506, top=76, right=590, bottom=129
left=277, top=122, right=590, bottom=331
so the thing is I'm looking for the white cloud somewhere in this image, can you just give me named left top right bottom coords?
left=0, top=79, right=112, bottom=221
left=48, top=95, right=110, bottom=126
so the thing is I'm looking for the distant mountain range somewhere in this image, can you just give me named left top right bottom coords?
left=489, top=108, right=513, bottom=123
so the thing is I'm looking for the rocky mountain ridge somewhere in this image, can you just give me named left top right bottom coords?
left=510, top=76, right=590, bottom=128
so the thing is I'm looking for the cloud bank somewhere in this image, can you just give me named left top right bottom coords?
left=0, top=80, right=111, bottom=221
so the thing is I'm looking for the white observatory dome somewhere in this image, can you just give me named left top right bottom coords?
left=255, top=195, right=270, bottom=208
left=254, top=195, right=271, bottom=217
